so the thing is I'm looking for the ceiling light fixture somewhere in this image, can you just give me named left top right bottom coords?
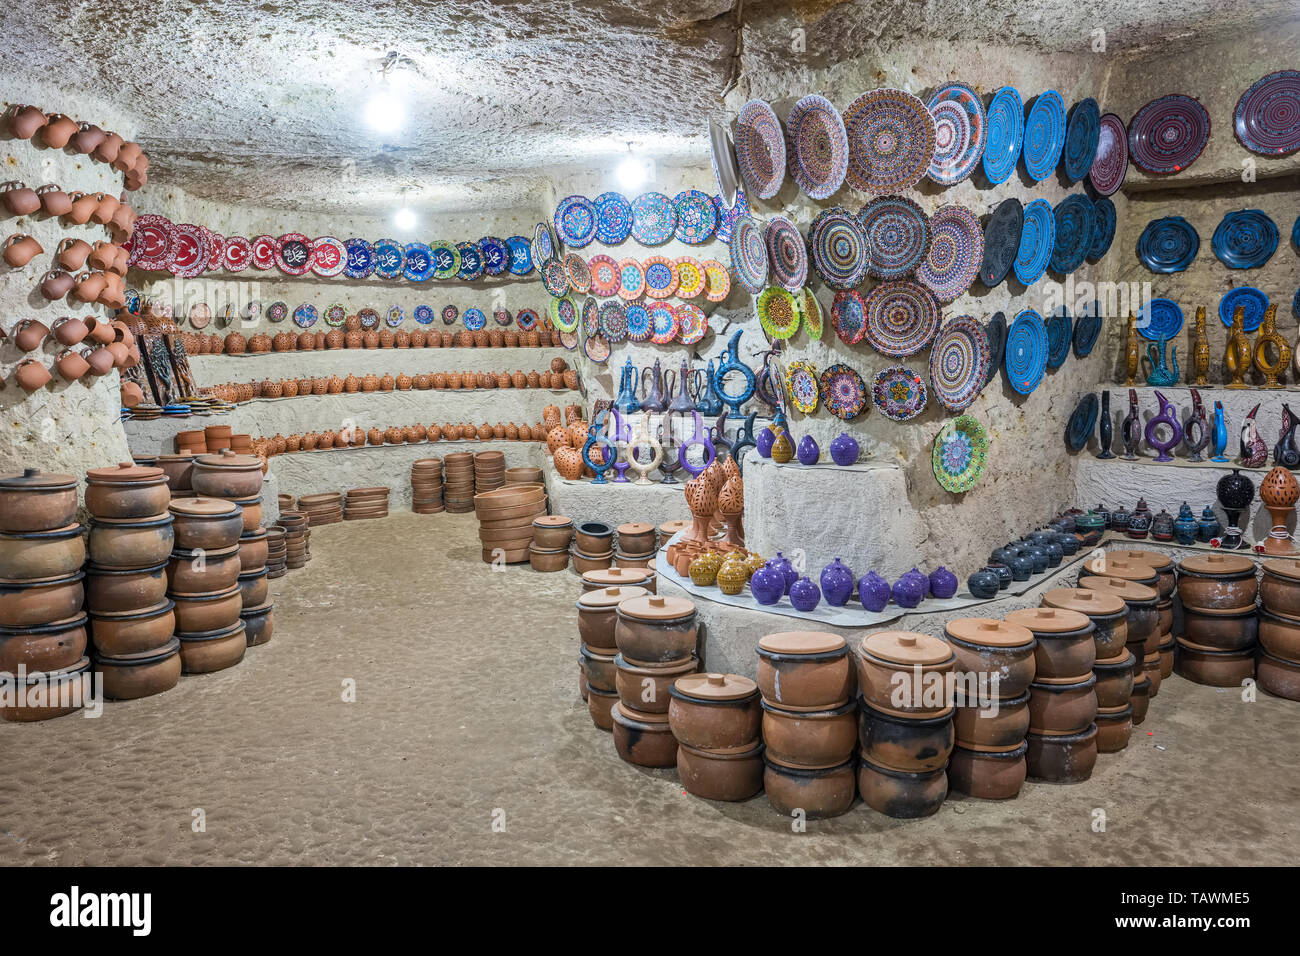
left=394, top=207, right=417, bottom=231
left=365, top=49, right=411, bottom=133
left=616, top=143, right=647, bottom=190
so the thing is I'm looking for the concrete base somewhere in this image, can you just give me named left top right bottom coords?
left=546, top=463, right=690, bottom=530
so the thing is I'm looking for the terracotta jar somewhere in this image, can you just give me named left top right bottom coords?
left=1041, top=586, right=1127, bottom=660
left=857, top=757, right=947, bottom=818
left=580, top=643, right=618, bottom=693
left=1005, top=607, right=1096, bottom=681
left=1261, top=559, right=1300, bottom=618
left=238, top=528, right=268, bottom=571
left=581, top=566, right=656, bottom=595
left=576, top=585, right=649, bottom=651
left=858, top=703, right=954, bottom=773
left=0, top=523, right=85, bottom=580
left=677, top=742, right=764, bottom=801
left=856, top=631, right=955, bottom=717
left=89, top=599, right=175, bottom=657
left=85, top=561, right=168, bottom=614
left=178, top=620, right=247, bottom=674
left=951, top=690, right=1030, bottom=749
left=611, top=703, right=678, bottom=768
left=614, top=595, right=696, bottom=665
left=85, top=463, right=169, bottom=519
left=363, top=331, right=379, bottom=349
left=1081, top=577, right=1160, bottom=654
left=1177, top=553, right=1258, bottom=609
left=763, top=756, right=856, bottom=818
left=1259, top=608, right=1300, bottom=662
left=1130, top=674, right=1151, bottom=723
left=1027, top=674, right=1098, bottom=736
left=1108, top=548, right=1175, bottom=598
left=191, top=450, right=263, bottom=498
left=1079, top=555, right=1160, bottom=592
left=575, top=521, right=613, bottom=554
left=0, top=612, right=87, bottom=672
left=1095, top=704, right=1133, bottom=753
left=156, top=454, right=196, bottom=492
left=0, top=469, right=78, bottom=532
left=224, top=332, right=246, bottom=354
left=87, top=513, right=174, bottom=569
left=755, top=631, right=854, bottom=710
left=379, top=329, right=395, bottom=348
left=1025, top=724, right=1098, bottom=783
left=760, top=698, right=857, bottom=768
left=667, top=672, right=760, bottom=750
left=167, top=542, right=242, bottom=593
left=241, top=601, right=274, bottom=647
left=615, top=654, right=697, bottom=715
left=171, top=583, right=242, bottom=634
left=0, top=657, right=91, bottom=721
left=1093, top=651, right=1135, bottom=708
left=532, top=515, right=573, bottom=550
left=616, top=522, right=656, bottom=556
left=95, top=638, right=182, bottom=700
left=1180, top=604, right=1258, bottom=651
left=948, top=741, right=1028, bottom=799
left=587, top=686, right=618, bottom=730
left=943, top=618, right=1037, bottom=700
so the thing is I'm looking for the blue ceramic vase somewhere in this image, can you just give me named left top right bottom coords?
left=929, top=567, right=958, bottom=599
left=750, top=563, right=786, bottom=606
left=797, top=435, right=820, bottom=465
left=829, top=432, right=859, bottom=466
left=858, top=572, right=891, bottom=612
left=789, top=577, right=821, bottom=612
left=819, top=558, right=855, bottom=607
left=892, top=575, right=924, bottom=608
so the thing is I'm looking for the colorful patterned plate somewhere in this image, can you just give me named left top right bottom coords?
left=1049, top=194, right=1095, bottom=275
left=506, top=236, right=534, bottom=275
left=386, top=305, right=405, bottom=328
left=129, top=214, right=174, bottom=271
left=1089, top=113, right=1129, bottom=196
left=460, top=307, right=483, bottom=331
left=757, top=287, right=800, bottom=340
left=675, top=257, right=707, bottom=298
left=372, top=239, right=404, bottom=280
left=479, top=237, right=509, bottom=276
left=1137, top=297, right=1183, bottom=342
left=1022, top=90, right=1066, bottom=181
left=859, top=195, right=929, bottom=280
left=323, top=303, right=346, bottom=327
left=338, top=237, right=372, bottom=279
left=531, top=222, right=555, bottom=266
left=764, top=217, right=807, bottom=292
left=564, top=253, right=592, bottom=293
left=1014, top=199, right=1055, bottom=286
left=292, top=303, right=317, bottom=329
left=414, top=305, right=435, bottom=325
left=584, top=333, right=610, bottom=364
left=430, top=240, right=460, bottom=280
left=928, top=315, right=990, bottom=412
left=541, top=258, right=569, bottom=296
left=676, top=304, right=709, bottom=346
left=648, top=303, right=679, bottom=344
left=631, top=192, right=675, bottom=245
left=494, top=308, right=512, bottom=327
left=933, top=415, right=989, bottom=494
left=401, top=242, right=434, bottom=282
left=456, top=242, right=483, bottom=281
left=441, top=305, right=459, bottom=325
left=843, top=88, right=936, bottom=193
left=798, top=288, right=824, bottom=341
left=918, top=204, right=983, bottom=302
left=266, top=300, right=288, bottom=324
left=1066, top=393, right=1099, bottom=453
left=808, top=206, right=868, bottom=290
left=785, top=93, right=849, bottom=199
left=927, top=82, right=987, bottom=186
left=559, top=329, right=579, bottom=351
left=555, top=196, right=598, bottom=248
left=1212, top=209, right=1279, bottom=269
left=1218, top=287, right=1269, bottom=332
left=831, top=289, right=867, bottom=345
left=702, top=259, right=731, bottom=302
left=735, top=99, right=787, bottom=200
left=275, top=232, right=311, bottom=275
left=872, top=366, right=928, bottom=421
left=1088, top=198, right=1117, bottom=262
left=1234, top=70, right=1300, bottom=156
left=310, top=236, right=346, bottom=277
left=863, top=280, right=941, bottom=358
left=983, top=86, right=1024, bottom=185
left=588, top=255, right=621, bottom=297
left=594, top=192, right=633, bottom=245
left=643, top=256, right=679, bottom=299
left=617, top=258, right=646, bottom=300
left=516, top=308, right=538, bottom=332
left=549, top=295, right=580, bottom=333
left=729, top=216, right=769, bottom=295
left=1062, top=98, right=1101, bottom=183
left=820, top=364, right=869, bottom=421
left=785, top=360, right=820, bottom=414
left=599, top=301, right=628, bottom=343
left=625, top=303, right=651, bottom=342
left=1137, top=216, right=1199, bottom=273
left=674, top=189, right=717, bottom=244
left=1128, top=94, right=1211, bottom=174
left=582, top=297, right=600, bottom=337
left=714, top=186, right=745, bottom=245
left=1003, top=308, right=1048, bottom=395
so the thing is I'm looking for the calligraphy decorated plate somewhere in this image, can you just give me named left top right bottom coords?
left=516, top=308, right=538, bottom=332
left=342, top=237, right=374, bottom=279
left=311, top=236, right=347, bottom=277
left=584, top=333, right=610, bottom=364
left=648, top=303, right=679, bottom=344
left=631, top=192, right=675, bottom=245
left=582, top=297, right=600, bottom=338
left=266, top=301, right=288, bottom=324
left=250, top=234, right=277, bottom=271
left=564, top=252, right=592, bottom=293
left=130, top=214, right=174, bottom=271
left=1062, top=98, right=1100, bottom=183
left=1212, top=209, right=1279, bottom=269
left=872, top=365, right=929, bottom=421
left=594, top=191, right=633, bottom=245
left=1137, top=297, right=1183, bottom=341
left=385, top=305, right=405, bottom=328
left=599, top=301, right=628, bottom=343
left=1089, top=198, right=1117, bottom=262
left=617, top=258, right=646, bottom=300
left=927, top=82, right=987, bottom=186
left=785, top=360, right=820, bottom=414
left=541, top=258, right=569, bottom=297
left=292, top=303, right=318, bottom=329
left=1046, top=307, right=1072, bottom=368
left=531, top=222, right=555, bottom=266
left=864, top=280, right=941, bottom=358
left=798, top=288, right=824, bottom=341
left=323, top=303, right=347, bottom=327
left=643, top=255, right=679, bottom=299
left=276, top=232, right=312, bottom=275
left=820, top=363, right=869, bottom=421
left=1014, top=199, right=1055, bottom=286
left=1234, top=70, right=1300, bottom=156
left=1128, top=94, right=1211, bottom=174
left=1049, top=194, right=1095, bottom=275
left=928, top=315, right=990, bottom=412
left=372, top=239, right=405, bottom=280
left=479, top=237, right=510, bottom=276
left=549, top=295, right=580, bottom=333
left=358, top=307, right=381, bottom=331
left=1022, top=91, right=1066, bottom=181
left=401, top=242, right=434, bottom=282
left=703, top=259, right=731, bottom=302
left=808, top=206, right=868, bottom=290
left=933, top=415, right=989, bottom=494
left=414, top=305, right=435, bottom=325
left=979, top=197, right=1023, bottom=288
left=625, top=303, right=652, bottom=342
left=555, top=195, right=598, bottom=248
left=729, top=216, right=769, bottom=295
left=1218, top=286, right=1269, bottom=332
left=735, top=99, right=787, bottom=200
left=455, top=242, right=483, bottom=281
left=764, top=217, right=807, bottom=292
left=918, top=204, right=983, bottom=303
left=1003, top=308, right=1048, bottom=395
left=223, top=236, right=252, bottom=272
left=675, top=257, right=707, bottom=298
left=441, top=304, right=459, bottom=326
left=1089, top=113, right=1129, bottom=196
left=757, top=287, right=800, bottom=340
left=831, top=289, right=868, bottom=345
left=430, top=240, right=460, bottom=280
left=588, top=255, right=621, bottom=297
left=983, top=312, right=1007, bottom=386
left=676, top=304, right=709, bottom=345
left=1137, top=216, right=1199, bottom=273
left=859, top=195, right=930, bottom=280
left=1065, top=394, right=1099, bottom=453
left=506, top=236, right=534, bottom=276
left=710, top=115, right=741, bottom=209
left=785, top=93, right=849, bottom=199
left=674, top=189, right=717, bottom=244
left=982, top=86, right=1024, bottom=185
left=843, top=87, right=936, bottom=193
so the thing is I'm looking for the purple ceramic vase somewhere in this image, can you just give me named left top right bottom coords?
left=789, top=576, right=821, bottom=612
left=797, top=434, right=820, bottom=465
left=819, top=558, right=855, bottom=607
left=892, top=575, right=924, bottom=608
left=858, top=572, right=891, bottom=612
left=756, top=426, right=775, bottom=458
left=929, top=566, right=958, bottom=599
left=770, top=551, right=798, bottom=594
left=750, top=563, right=786, bottom=606
left=829, top=432, right=859, bottom=466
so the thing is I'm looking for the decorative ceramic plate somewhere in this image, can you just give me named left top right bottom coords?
left=549, top=295, right=580, bottom=333
left=479, top=237, right=510, bottom=276
left=844, top=88, right=936, bottom=193
left=979, top=198, right=1023, bottom=288
left=564, top=252, right=592, bottom=293
left=1065, top=393, right=1100, bottom=453
left=714, top=186, right=745, bottom=245
left=1061, top=98, right=1101, bottom=183
left=729, top=216, right=769, bottom=295
left=401, top=242, right=434, bottom=282
left=587, top=255, right=621, bottom=298
left=243, top=300, right=261, bottom=322
left=676, top=304, right=709, bottom=345
left=928, top=316, right=990, bottom=412
left=1089, top=198, right=1117, bottom=262
left=643, top=256, right=679, bottom=299
left=1073, top=301, right=1102, bottom=357
left=982, top=86, right=1024, bottom=185
left=1219, top=286, right=1269, bottom=332
left=559, top=329, right=579, bottom=351
left=871, top=365, right=928, bottom=421
left=1088, top=113, right=1129, bottom=196
left=757, top=287, right=800, bottom=340
left=441, top=305, right=459, bottom=325
left=1137, top=216, right=1199, bottom=273
left=785, top=94, right=849, bottom=199
left=531, top=222, right=555, bottom=266
left=785, top=360, right=820, bottom=414
left=631, top=192, right=675, bottom=245
left=1003, top=309, right=1048, bottom=395
left=1046, top=307, right=1072, bottom=368
left=983, top=312, right=1007, bottom=386
left=1212, top=209, right=1279, bottom=269
left=506, top=236, right=534, bottom=275
left=1128, top=94, right=1211, bottom=174
left=617, top=258, right=646, bottom=300
left=918, top=204, right=983, bottom=302
left=555, top=196, right=598, bottom=248
left=273, top=233, right=311, bottom=276
left=516, top=308, right=538, bottom=332
left=292, top=303, right=317, bottom=329
left=250, top=234, right=277, bottom=271
left=1022, top=91, right=1066, bottom=181
left=222, top=236, right=252, bottom=272
left=927, top=82, right=987, bottom=186
left=1014, top=199, right=1055, bottom=286
left=584, top=333, right=610, bottom=364
left=358, top=307, right=381, bottom=331
left=709, top=115, right=741, bottom=209
left=189, top=303, right=211, bottom=329
left=703, top=259, right=731, bottom=302
left=266, top=300, right=288, bottom=324
left=541, top=258, right=569, bottom=297
left=859, top=195, right=929, bottom=280
left=831, top=289, right=867, bottom=345
left=808, top=206, right=868, bottom=290
left=370, top=239, right=402, bottom=280
left=863, top=280, right=941, bottom=358
left=496, top=307, right=513, bottom=327
left=599, top=301, right=628, bottom=343
left=1137, top=297, right=1183, bottom=341
left=385, top=305, right=405, bottom=328
left=735, top=99, right=786, bottom=200
left=648, top=303, right=679, bottom=344
left=323, top=303, right=347, bottom=327
left=933, top=416, right=989, bottom=493
left=581, top=296, right=600, bottom=337
left=675, top=257, right=707, bottom=298
left=130, top=214, right=173, bottom=271
left=310, top=236, right=347, bottom=277
left=414, top=305, right=435, bottom=325
left=594, top=192, right=634, bottom=245
left=456, top=242, right=483, bottom=281
left=430, top=240, right=460, bottom=280
left=674, top=189, right=717, bottom=244
left=820, top=364, right=869, bottom=421
left=1049, top=194, right=1095, bottom=275
left=625, top=303, right=651, bottom=342
left=168, top=223, right=209, bottom=278
left=764, top=217, right=807, bottom=292
left=204, top=229, right=224, bottom=273
left=798, top=288, right=824, bottom=341
left=1234, top=70, right=1300, bottom=155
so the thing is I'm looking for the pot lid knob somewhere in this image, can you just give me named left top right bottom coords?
left=979, top=621, right=1001, bottom=632
left=648, top=597, right=666, bottom=609
left=118, top=461, right=132, bottom=468
left=898, top=635, right=917, bottom=647
left=1076, top=590, right=1095, bottom=601
left=22, top=467, right=37, bottom=477
left=706, top=673, right=726, bottom=686
left=1035, top=608, right=1057, bottom=619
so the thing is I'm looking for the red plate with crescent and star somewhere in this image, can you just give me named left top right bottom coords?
left=251, top=235, right=277, bottom=270
left=130, top=214, right=173, bottom=271
left=167, top=223, right=209, bottom=278
left=223, top=236, right=252, bottom=272
left=204, top=229, right=225, bottom=272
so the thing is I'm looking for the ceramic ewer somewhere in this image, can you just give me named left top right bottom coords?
left=1143, top=390, right=1183, bottom=462
left=695, top=359, right=725, bottom=417
left=1182, top=388, right=1209, bottom=462
left=677, top=410, right=716, bottom=478
left=1210, top=401, right=1229, bottom=463
left=582, top=409, right=618, bottom=484
left=1224, top=307, right=1252, bottom=389
left=1120, top=388, right=1141, bottom=460
left=1274, top=405, right=1300, bottom=469
left=627, top=412, right=663, bottom=485
left=1143, top=336, right=1179, bottom=387
left=1096, top=389, right=1116, bottom=459
left=714, top=328, right=757, bottom=420
left=609, top=408, right=633, bottom=483
left=1253, top=305, right=1289, bottom=389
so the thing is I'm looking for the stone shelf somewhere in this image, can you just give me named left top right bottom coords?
left=128, top=269, right=540, bottom=290
left=187, top=347, right=573, bottom=384
left=546, top=463, right=690, bottom=531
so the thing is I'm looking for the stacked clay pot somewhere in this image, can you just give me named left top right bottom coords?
left=474, top=451, right=505, bottom=495
left=581, top=565, right=657, bottom=596
left=1257, top=559, right=1300, bottom=700
left=942, top=618, right=1035, bottom=799
left=755, top=632, right=857, bottom=817
left=1175, top=553, right=1258, bottom=689
left=1081, top=575, right=1160, bottom=725
left=669, top=672, right=763, bottom=802
left=278, top=511, right=310, bottom=570
left=411, top=459, right=444, bottom=514
left=443, top=452, right=475, bottom=513
left=572, top=520, right=614, bottom=574
left=577, top=584, right=650, bottom=727
left=264, top=526, right=287, bottom=578
left=82, top=463, right=181, bottom=700
left=615, top=522, right=657, bottom=569
left=0, top=469, right=91, bottom=720
left=1110, top=549, right=1178, bottom=678
left=1082, top=554, right=1165, bottom=696
left=163, top=495, right=247, bottom=673
left=530, top=515, right=573, bottom=572
left=475, top=483, right=547, bottom=564
left=611, top=594, right=698, bottom=768
left=297, top=492, right=343, bottom=525
left=344, top=487, right=389, bottom=520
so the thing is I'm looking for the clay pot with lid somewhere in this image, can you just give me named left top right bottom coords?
left=947, top=741, right=1028, bottom=799
left=0, top=469, right=78, bottom=533
left=943, top=618, right=1037, bottom=699
left=1108, top=548, right=1175, bottom=598
left=611, top=703, right=678, bottom=768
left=241, top=601, right=274, bottom=647
left=576, top=585, right=648, bottom=651
left=616, top=522, right=657, bottom=556
left=581, top=566, right=656, bottom=595
left=587, top=685, right=618, bottom=729
left=1027, top=674, right=1098, bottom=736
left=237, top=567, right=269, bottom=608
left=1258, top=608, right=1300, bottom=662
left=1041, top=586, right=1127, bottom=659
left=0, top=569, right=84, bottom=627
left=858, top=757, right=947, bottom=818
left=87, top=513, right=174, bottom=569
left=191, top=450, right=263, bottom=498
left=177, top=620, right=247, bottom=674
left=88, top=599, right=175, bottom=657
left=1093, top=651, right=1135, bottom=708
left=1095, top=704, right=1134, bottom=752
left=677, top=742, right=764, bottom=802
left=1082, top=576, right=1160, bottom=653
left=0, top=613, right=87, bottom=671
left=1261, top=559, right=1300, bottom=618
left=171, top=583, right=242, bottom=634
left=668, top=672, right=760, bottom=750
left=156, top=454, right=195, bottom=491
left=85, top=462, right=169, bottom=519
left=856, top=631, right=955, bottom=717
left=764, top=756, right=855, bottom=818
left=1180, top=604, right=1258, bottom=651
left=0, top=656, right=90, bottom=722
left=951, top=689, right=1029, bottom=749
left=1025, top=724, right=1098, bottom=783
left=858, top=702, right=954, bottom=773
left=614, top=594, right=696, bottom=665
left=579, top=643, right=617, bottom=693
left=0, top=522, right=84, bottom=580
left=1005, top=607, right=1096, bottom=681
left=167, top=544, right=241, bottom=593
left=532, top=515, right=573, bottom=550
left=756, top=631, right=854, bottom=710
left=1079, top=555, right=1159, bottom=592
left=95, top=637, right=182, bottom=700
left=612, top=654, right=696, bottom=715
left=760, top=698, right=857, bottom=768
left=169, top=498, right=243, bottom=551
left=1178, top=553, right=1258, bottom=609
left=85, top=561, right=167, bottom=614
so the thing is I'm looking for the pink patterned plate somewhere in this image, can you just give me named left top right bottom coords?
left=617, top=258, right=645, bottom=300
left=702, top=259, right=731, bottom=302
left=223, top=236, right=252, bottom=272
left=643, top=255, right=679, bottom=299
left=564, top=253, right=592, bottom=293
left=648, top=303, right=679, bottom=344
left=676, top=303, right=708, bottom=345
left=131, top=214, right=173, bottom=271
left=275, top=232, right=312, bottom=275
left=250, top=235, right=277, bottom=270
left=311, top=236, right=347, bottom=277
left=831, top=289, right=867, bottom=345
left=588, top=254, right=621, bottom=297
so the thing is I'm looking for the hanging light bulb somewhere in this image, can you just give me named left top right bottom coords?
left=365, top=93, right=405, bottom=133
left=616, top=143, right=646, bottom=189
left=394, top=207, right=416, bottom=231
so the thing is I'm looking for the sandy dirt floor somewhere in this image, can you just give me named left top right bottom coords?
left=0, top=512, right=1297, bottom=866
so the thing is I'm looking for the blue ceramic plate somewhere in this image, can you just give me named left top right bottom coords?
left=505, top=236, right=533, bottom=275
left=594, top=192, right=633, bottom=245
left=1218, top=286, right=1269, bottom=332
left=372, top=239, right=404, bottom=280
left=1004, top=308, right=1048, bottom=395
left=401, top=242, right=434, bottom=282
left=1065, top=393, right=1099, bottom=452
left=1137, top=216, right=1199, bottom=273
left=343, top=238, right=375, bottom=279
left=926, top=82, right=987, bottom=186
left=554, top=196, right=598, bottom=248
left=1014, top=199, right=1054, bottom=286
left=1022, top=91, right=1066, bottom=181
left=532, top=222, right=555, bottom=265
left=625, top=303, right=651, bottom=342
left=414, top=305, right=434, bottom=325
left=979, top=198, right=1022, bottom=288
left=1049, top=194, right=1095, bottom=275
left=385, top=305, right=404, bottom=328
left=1294, top=286, right=1300, bottom=323
left=1062, top=98, right=1100, bottom=183
left=430, top=240, right=460, bottom=279
left=1088, top=198, right=1117, bottom=262
left=1046, top=307, right=1072, bottom=368
left=1293, top=214, right=1300, bottom=249
left=982, top=86, right=1024, bottom=185
left=457, top=242, right=483, bottom=281
left=631, top=192, right=675, bottom=245
left=292, top=303, right=317, bottom=329
left=1211, top=209, right=1279, bottom=269
left=983, top=312, right=1007, bottom=386
left=1073, top=301, right=1102, bottom=357
left=673, top=189, right=718, bottom=245
left=463, top=307, right=486, bottom=332
left=1138, top=297, right=1184, bottom=341
left=478, top=237, right=509, bottom=276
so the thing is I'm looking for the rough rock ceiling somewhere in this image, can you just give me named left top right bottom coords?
left=1, top=0, right=1293, bottom=215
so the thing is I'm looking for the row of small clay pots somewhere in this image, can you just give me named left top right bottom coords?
left=206, top=327, right=560, bottom=355
left=242, top=368, right=577, bottom=400
left=6, top=104, right=150, bottom=188
left=253, top=422, right=552, bottom=453
left=4, top=228, right=134, bottom=277
left=10, top=317, right=140, bottom=392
